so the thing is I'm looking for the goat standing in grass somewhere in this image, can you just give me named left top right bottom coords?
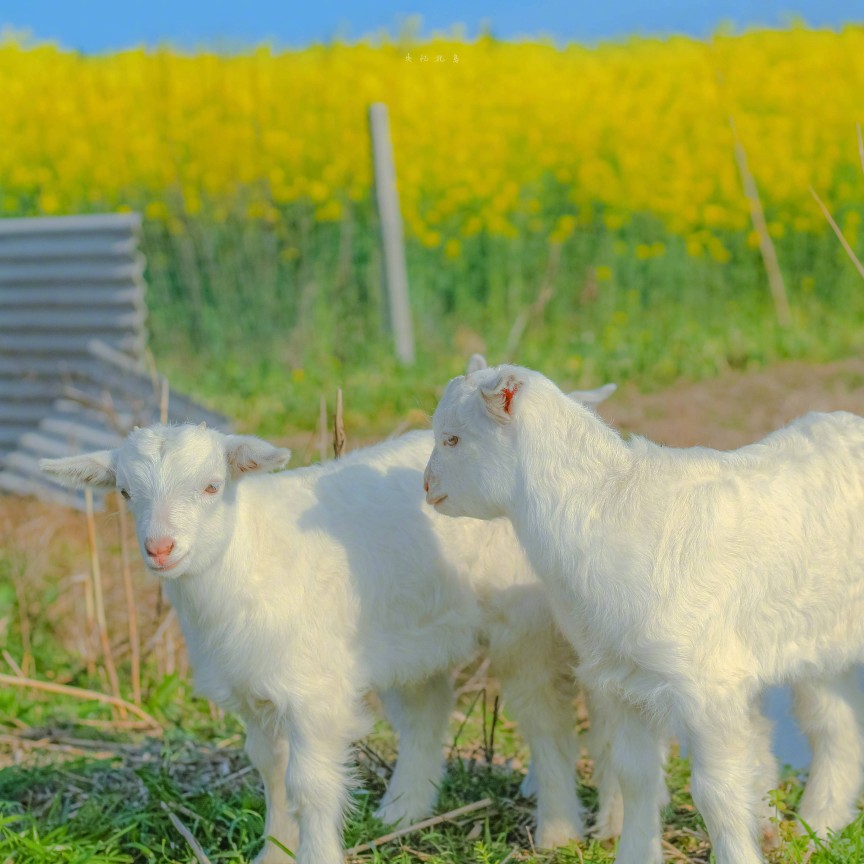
left=424, top=363, right=864, bottom=864
left=40, top=374, right=621, bottom=864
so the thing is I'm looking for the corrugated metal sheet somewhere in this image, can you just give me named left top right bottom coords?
left=0, top=213, right=229, bottom=510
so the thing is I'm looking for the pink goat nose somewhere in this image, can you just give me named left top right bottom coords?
left=145, top=537, right=175, bottom=562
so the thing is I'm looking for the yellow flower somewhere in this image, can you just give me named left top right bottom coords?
left=0, top=28, right=861, bottom=249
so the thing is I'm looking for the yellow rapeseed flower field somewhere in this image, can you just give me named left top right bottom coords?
left=1, top=27, right=863, bottom=257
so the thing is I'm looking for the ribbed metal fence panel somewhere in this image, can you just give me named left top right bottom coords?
left=0, top=213, right=147, bottom=461
left=0, top=213, right=229, bottom=509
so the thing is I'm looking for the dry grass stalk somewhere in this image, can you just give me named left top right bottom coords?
left=333, top=388, right=347, bottom=458
left=164, top=624, right=177, bottom=676
left=454, top=655, right=492, bottom=697
left=85, top=488, right=124, bottom=717
left=146, top=608, right=178, bottom=651
left=156, top=380, right=170, bottom=630
left=858, top=123, right=864, bottom=174
left=63, top=385, right=126, bottom=434
left=116, top=492, right=142, bottom=705
left=810, top=186, right=864, bottom=282
left=345, top=797, right=494, bottom=856
left=80, top=493, right=98, bottom=677
left=159, top=377, right=170, bottom=424
left=2, top=649, right=24, bottom=677
left=319, top=394, right=328, bottom=462
left=0, top=672, right=161, bottom=730
left=504, top=241, right=563, bottom=362
left=662, top=838, right=696, bottom=861
left=729, top=115, right=791, bottom=327
left=161, top=802, right=213, bottom=864
left=0, top=733, right=116, bottom=761
left=13, top=579, right=33, bottom=676
left=74, top=717, right=158, bottom=731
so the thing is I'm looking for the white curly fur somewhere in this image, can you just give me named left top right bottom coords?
left=425, top=363, right=864, bottom=864
left=41, top=380, right=622, bottom=864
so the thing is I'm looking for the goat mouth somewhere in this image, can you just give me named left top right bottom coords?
left=148, top=553, right=187, bottom=574
left=429, top=494, right=448, bottom=507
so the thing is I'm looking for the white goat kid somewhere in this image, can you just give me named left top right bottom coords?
left=424, top=363, right=864, bottom=864
left=40, top=381, right=619, bottom=864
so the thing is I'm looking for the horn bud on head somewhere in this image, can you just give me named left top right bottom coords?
left=466, top=353, right=488, bottom=376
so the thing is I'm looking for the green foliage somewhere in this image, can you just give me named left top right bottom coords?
left=140, top=202, right=864, bottom=438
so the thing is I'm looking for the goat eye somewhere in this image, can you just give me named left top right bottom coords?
left=120, top=489, right=131, bottom=500
left=444, top=435, right=459, bottom=447
left=204, top=483, right=220, bottom=495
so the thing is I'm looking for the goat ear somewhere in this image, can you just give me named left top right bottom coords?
left=225, top=435, right=292, bottom=477
left=39, top=451, right=117, bottom=488
left=481, top=372, right=523, bottom=424
left=568, top=382, right=617, bottom=407
left=466, top=353, right=488, bottom=376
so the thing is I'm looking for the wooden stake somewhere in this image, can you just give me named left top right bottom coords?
left=369, top=102, right=415, bottom=365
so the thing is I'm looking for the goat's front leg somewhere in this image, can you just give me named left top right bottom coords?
left=603, top=694, right=665, bottom=864
left=286, top=706, right=358, bottom=864
left=245, top=717, right=298, bottom=864
left=375, top=671, right=453, bottom=826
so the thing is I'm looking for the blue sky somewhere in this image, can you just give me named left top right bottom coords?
left=1, top=1, right=861, bottom=53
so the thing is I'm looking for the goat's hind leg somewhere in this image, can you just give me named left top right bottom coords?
left=498, top=658, right=586, bottom=848
left=685, top=692, right=765, bottom=864
left=582, top=687, right=625, bottom=841
left=748, top=700, right=781, bottom=850
left=793, top=668, right=864, bottom=837
left=375, top=671, right=453, bottom=826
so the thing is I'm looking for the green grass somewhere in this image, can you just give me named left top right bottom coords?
left=1, top=565, right=863, bottom=864
left=140, top=200, right=864, bottom=439
left=4, top=719, right=864, bottom=863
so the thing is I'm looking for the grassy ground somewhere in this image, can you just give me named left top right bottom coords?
left=6, top=363, right=864, bottom=862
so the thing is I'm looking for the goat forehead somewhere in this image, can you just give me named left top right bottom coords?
left=119, top=429, right=223, bottom=490
left=453, top=374, right=489, bottom=411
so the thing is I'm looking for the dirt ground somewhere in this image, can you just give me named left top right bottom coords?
left=600, top=357, right=864, bottom=450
